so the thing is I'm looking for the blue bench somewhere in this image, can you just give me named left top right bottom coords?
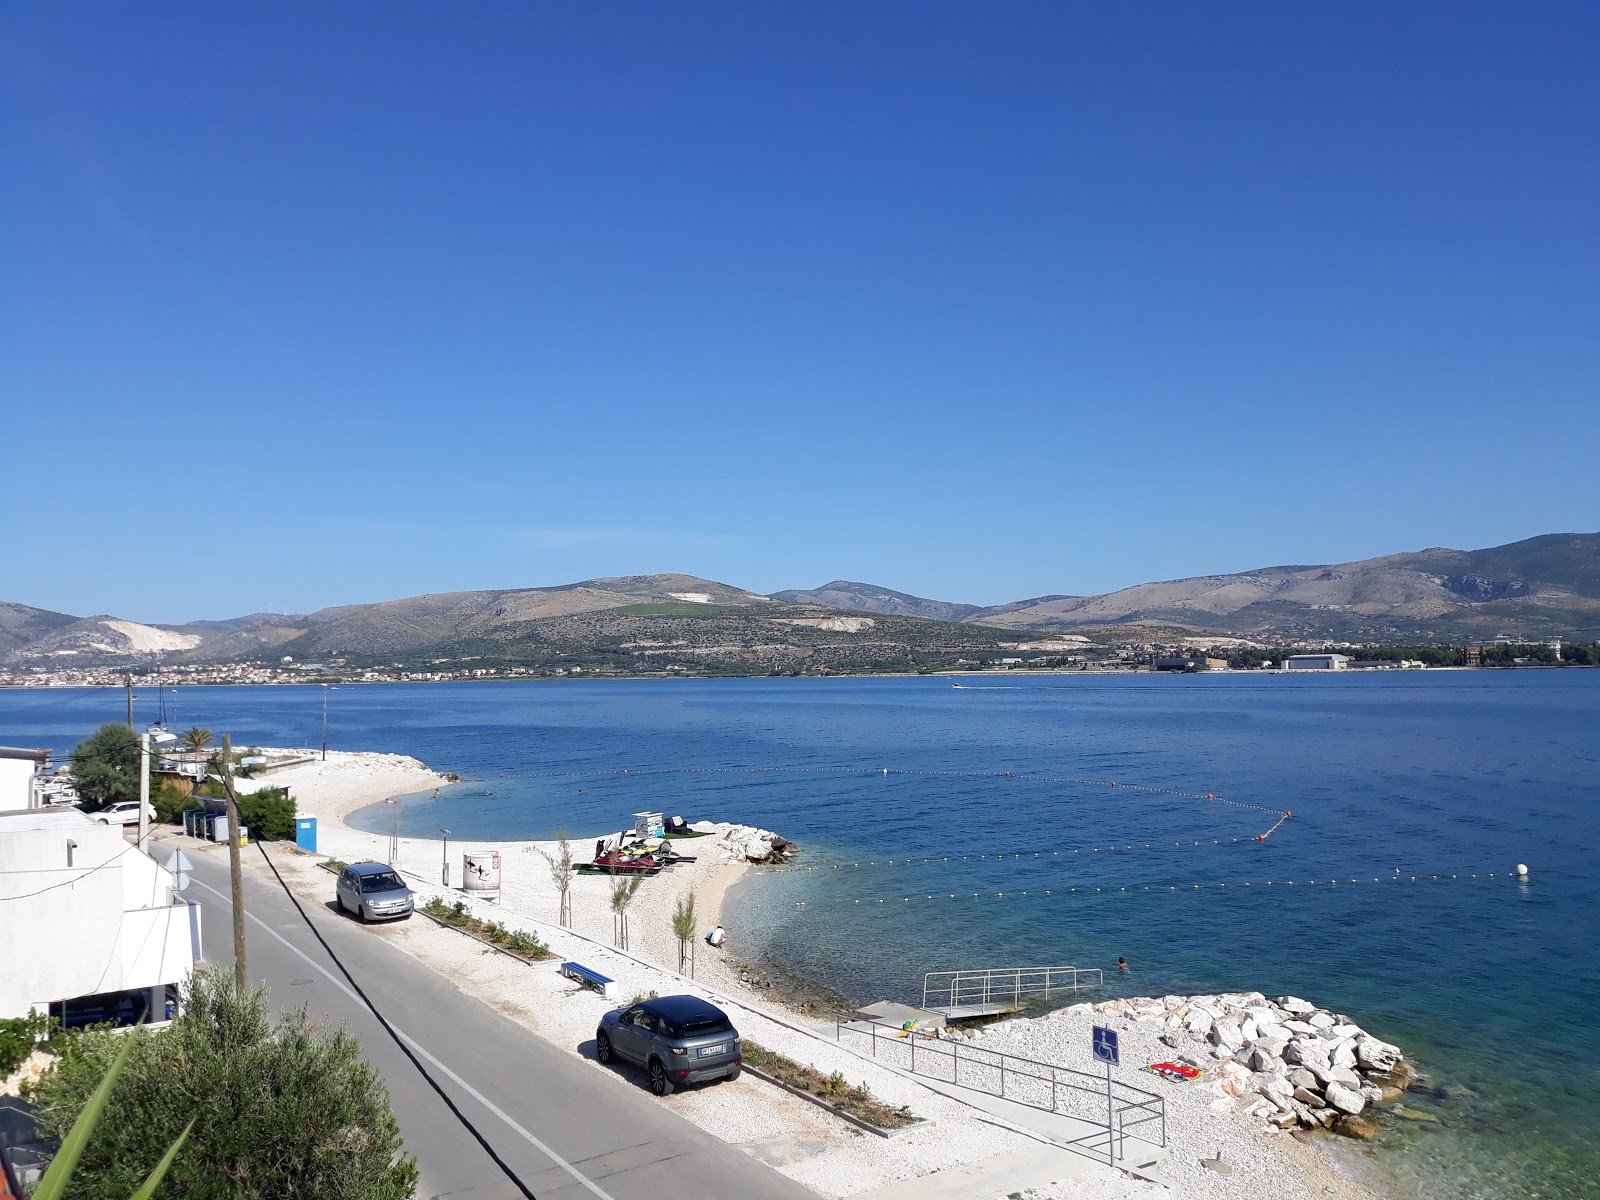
left=560, top=961, right=617, bottom=999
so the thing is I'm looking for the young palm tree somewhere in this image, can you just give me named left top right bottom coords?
left=180, top=727, right=215, bottom=757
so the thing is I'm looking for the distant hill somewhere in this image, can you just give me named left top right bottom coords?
left=959, top=532, right=1600, bottom=641
left=0, top=574, right=1027, bottom=674
left=765, top=535, right=1600, bottom=642
left=4, top=533, right=1597, bottom=672
left=769, top=581, right=984, bottom=623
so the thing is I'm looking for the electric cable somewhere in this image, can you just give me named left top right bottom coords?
left=253, top=840, right=540, bottom=1200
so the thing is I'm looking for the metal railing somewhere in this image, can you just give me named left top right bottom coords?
left=922, top=965, right=1103, bottom=1012
left=836, top=1018, right=1163, bottom=1164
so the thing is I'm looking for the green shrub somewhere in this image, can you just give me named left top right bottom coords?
left=0, top=1009, right=50, bottom=1077
left=151, top=781, right=192, bottom=826
left=236, top=787, right=295, bottom=841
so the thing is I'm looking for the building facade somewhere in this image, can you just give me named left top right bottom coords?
left=0, top=808, right=200, bottom=1022
left=1281, top=654, right=1351, bottom=671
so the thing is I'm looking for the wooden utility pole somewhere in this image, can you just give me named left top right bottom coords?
left=125, top=676, right=135, bottom=728
left=218, top=734, right=248, bottom=992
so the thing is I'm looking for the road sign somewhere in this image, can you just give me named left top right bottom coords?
left=1092, top=1025, right=1120, bottom=1066
left=164, top=850, right=193, bottom=892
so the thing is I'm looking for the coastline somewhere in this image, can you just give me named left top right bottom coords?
left=250, top=747, right=1398, bottom=1200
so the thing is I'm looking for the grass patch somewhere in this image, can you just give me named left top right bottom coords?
left=319, top=859, right=347, bottom=874
left=612, top=602, right=735, bottom=617
left=420, top=897, right=553, bottom=961
left=740, top=1041, right=919, bottom=1129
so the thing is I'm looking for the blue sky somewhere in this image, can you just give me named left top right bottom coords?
left=3, top=2, right=1596, bottom=622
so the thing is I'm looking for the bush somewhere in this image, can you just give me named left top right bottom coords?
left=70, top=723, right=141, bottom=809
left=237, top=787, right=296, bottom=841
left=151, top=780, right=192, bottom=825
left=0, top=1009, right=50, bottom=1078
left=28, top=967, right=417, bottom=1199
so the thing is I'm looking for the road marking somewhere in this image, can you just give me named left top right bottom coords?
left=189, top=875, right=619, bottom=1200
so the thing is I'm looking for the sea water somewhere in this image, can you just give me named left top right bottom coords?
left=7, top=672, right=1596, bottom=1199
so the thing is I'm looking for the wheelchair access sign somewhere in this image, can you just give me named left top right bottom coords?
left=1092, top=1025, right=1120, bottom=1066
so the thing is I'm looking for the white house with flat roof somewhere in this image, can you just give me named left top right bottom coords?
left=1281, top=653, right=1352, bottom=671
left=0, top=808, right=200, bottom=1023
left=0, top=747, right=52, bottom=810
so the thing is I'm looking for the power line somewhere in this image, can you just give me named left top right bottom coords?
left=252, top=841, right=540, bottom=1200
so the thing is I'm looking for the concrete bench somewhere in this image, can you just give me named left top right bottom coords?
left=559, top=961, right=617, bottom=1000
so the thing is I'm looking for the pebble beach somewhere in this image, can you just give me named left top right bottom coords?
left=241, top=748, right=1400, bottom=1200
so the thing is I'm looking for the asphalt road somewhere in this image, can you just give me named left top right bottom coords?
left=169, top=835, right=814, bottom=1200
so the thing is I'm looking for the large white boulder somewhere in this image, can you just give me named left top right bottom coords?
left=1278, top=996, right=1316, bottom=1016
left=1331, top=1039, right=1358, bottom=1069
left=1211, top=1021, right=1245, bottom=1052
left=1325, top=1082, right=1366, bottom=1115
left=1356, top=1036, right=1402, bottom=1071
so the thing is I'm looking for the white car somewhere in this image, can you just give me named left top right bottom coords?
left=95, top=801, right=156, bottom=826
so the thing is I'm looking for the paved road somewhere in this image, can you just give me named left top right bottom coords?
left=169, top=835, right=813, bottom=1200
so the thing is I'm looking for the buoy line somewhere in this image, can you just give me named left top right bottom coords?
left=770, top=835, right=1284, bottom=873
left=780, top=870, right=1516, bottom=909
left=483, top=763, right=1291, bottom=825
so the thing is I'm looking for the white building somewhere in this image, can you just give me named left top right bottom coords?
left=0, top=747, right=52, bottom=809
left=0, top=808, right=201, bottom=1023
left=1281, top=653, right=1351, bottom=671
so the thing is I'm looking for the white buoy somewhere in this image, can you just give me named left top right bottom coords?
left=1515, top=863, right=1529, bottom=878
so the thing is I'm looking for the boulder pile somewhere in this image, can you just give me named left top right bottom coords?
left=1067, top=992, right=1417, bottom=1139
left=687, top=820, right=798, bottom=864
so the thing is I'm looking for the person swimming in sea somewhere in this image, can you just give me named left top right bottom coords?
left=1118, top=956, right=1129, bottom=972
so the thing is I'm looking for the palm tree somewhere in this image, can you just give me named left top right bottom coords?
left=180, top=727, right=214, bottom=758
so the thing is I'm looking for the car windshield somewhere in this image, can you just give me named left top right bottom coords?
left=360, top=871, right=406, bottom=893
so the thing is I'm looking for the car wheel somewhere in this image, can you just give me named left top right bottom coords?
left=649, top=1059, right=673, bottom=1096
left=596, top=1032, right=614, bottom=1064
left=96, top=817, right=111, bottom=825
left=356, top=903, right=369, bottom=923
left=724, top=1066, right=741, bottom=1082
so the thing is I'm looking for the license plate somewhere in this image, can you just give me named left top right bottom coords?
left=698, top=1043, right=727, bottom=1057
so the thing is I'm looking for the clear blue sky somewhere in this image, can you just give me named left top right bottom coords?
left=3, top=2, right=1596, bottom=622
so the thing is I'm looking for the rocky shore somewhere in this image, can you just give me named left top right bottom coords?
left=1059, top=992, right=1416, bottom=1140
left=686, top=819, right=799, bottom=864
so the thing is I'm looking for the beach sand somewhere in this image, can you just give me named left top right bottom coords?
left=242, top=750, right=1388, bottom=1200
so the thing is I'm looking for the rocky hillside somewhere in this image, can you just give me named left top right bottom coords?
left=782, top=532, right=1600, bottom=641
left=0, top=574, right=1027, bottom=673
left=769, top=580, right=985, bottom=623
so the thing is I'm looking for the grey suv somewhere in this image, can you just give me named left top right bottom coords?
left=336, top=862, right=414, bottom=921
left=595, top=995, right=741, bottom=1095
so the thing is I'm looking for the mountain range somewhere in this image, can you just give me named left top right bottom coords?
left=3, top=532, right=1597, bottom=671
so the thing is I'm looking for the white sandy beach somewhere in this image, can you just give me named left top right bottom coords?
left=239, top=750, right=1388, bottom=1200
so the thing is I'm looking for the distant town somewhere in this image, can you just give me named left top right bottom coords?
left=3, top=635, right=1592, bottom=690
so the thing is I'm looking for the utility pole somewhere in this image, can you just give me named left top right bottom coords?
left=125, top=676, right=135, bottom=728
left=138, top=731, right=150, bottom=849
left=321, top=684, right=330, bottom=761
left=218, top=733, right=248, bottom=993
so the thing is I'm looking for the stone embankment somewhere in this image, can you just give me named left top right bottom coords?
left=1067, top=992, right=1416, bottom=1140
left=686, top=820, right=799, bottom=864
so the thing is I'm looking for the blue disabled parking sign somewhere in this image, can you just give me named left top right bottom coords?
left=1092, top=1025, right=1120, bottom=1066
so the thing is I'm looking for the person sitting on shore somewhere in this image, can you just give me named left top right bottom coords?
left=706, top=925, right=727, bottom=949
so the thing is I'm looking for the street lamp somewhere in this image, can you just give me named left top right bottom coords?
left=440, top=828, right=451, bottom=887
left=320, top=684, right=338, bottom=761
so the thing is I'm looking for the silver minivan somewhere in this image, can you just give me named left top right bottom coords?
left=336, top=862, right=415, bottom=921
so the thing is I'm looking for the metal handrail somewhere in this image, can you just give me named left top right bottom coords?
left=836, top=1017, right=1164, bottom=1162
left=922, top=965, right=1103, bottom=1010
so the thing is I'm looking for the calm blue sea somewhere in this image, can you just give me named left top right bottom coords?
left=5, top=673, right=1596, bottom=1199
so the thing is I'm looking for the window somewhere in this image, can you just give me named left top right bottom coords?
left=672, top=1017, right=731, bottom=1038
left=360, top=870, right=406, bottom=893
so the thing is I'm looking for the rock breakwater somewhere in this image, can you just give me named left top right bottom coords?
left=1068, top=992, right=1418, bottom=1139
left=687, top=820, right=799, bottom=864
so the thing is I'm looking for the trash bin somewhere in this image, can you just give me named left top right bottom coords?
left=210, top=815, right=230, bottom=843
left=295, top=816, right=318, bottom=853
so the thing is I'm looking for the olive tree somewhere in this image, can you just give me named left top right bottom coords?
left=29, top=967, right=418, bottom=1200
left=69, top=723, right=141, bottom=810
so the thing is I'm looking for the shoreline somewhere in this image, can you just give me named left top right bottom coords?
left=253, top=747, right=1403, bottom=1200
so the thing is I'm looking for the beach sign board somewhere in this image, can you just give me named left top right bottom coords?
left=1092, top=1025, right=1119, bottom=1066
